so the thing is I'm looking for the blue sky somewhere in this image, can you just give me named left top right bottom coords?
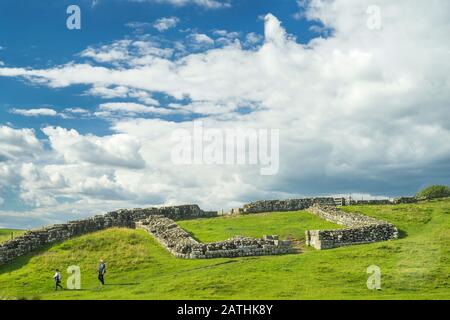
left=0, top=0, right=319, bottom=137
left=1, top=0, right=449, bottom=228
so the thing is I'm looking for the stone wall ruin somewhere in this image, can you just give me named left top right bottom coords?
left=0, top=205, right=216, bottom=266
left=136, top=215, right=293, bottom=259
left=0, top=197, right=401, bottom=265
left=305, top=204, right=398, bottom=250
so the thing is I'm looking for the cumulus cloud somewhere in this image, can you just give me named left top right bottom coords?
left=63, top=108, right=90, bottom=114
left=188, top=33, right=214, bottom=45
left=1, top=0, right=450, bottom=227
left=80, top=39, right=173, bottom=65
left=153, top=16, right=179, bottom=31
left=42, top=126, right=146, bottom=169
left=10, top=108, right=58, bottom=117
left=245, top=32, right=263, bottom=46
left=86, top=85, right=160, bottom=106
left=81, top=40, right=131, bottom=63
left=0, top=126, right=42, bottom=162
left=96, top=102, right=177, bottom=116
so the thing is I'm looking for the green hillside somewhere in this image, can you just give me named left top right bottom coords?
left=0, top=229, right=26, bottom=244
left=0, top=200, right=448, bottom=300
left=177, top=210, right=343, bottom=243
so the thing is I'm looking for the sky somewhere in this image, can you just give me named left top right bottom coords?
left=0, top=0, right=449, bottom=228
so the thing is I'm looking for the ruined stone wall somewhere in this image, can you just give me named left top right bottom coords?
left=241, top=197, right=336, bottom=214
left=136, top=215, right=293, bottom=259
left=0, top=205, right=217, bottom=266
left=305, top=204, right=398, bottom=250
left=393, top=197, right=418, bottom=204
left=306, top=205, right=382, bottom=227
left=346, top=199, right=393, bottom=205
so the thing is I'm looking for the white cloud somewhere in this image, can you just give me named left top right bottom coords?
left=1, top=1, right=450, bottom=227
left=87, top=85, right=131, bottom=99
left=80, top=39, right=173, bottom=65
left=0, top=126, right=42, bottom=162
left=153, top=16, right=179, bottom=32
left=188, top=33, right=214, bottom=45
left=245, top=32, right=263, bottom=46
left=125, top=21, right=153, bottom=32
left=97, top=102, right=176, bottom=116
left=0, top=196, right=4, bottom=206
left=86, top=86, right=160, bottom=107
left=80, top=40, right=131, bottom=63
left=213, top=30, right=239, bottom=38
left=42, top=126, right=146, bottom=169
left=10, top=108, right=58, bottom=117
left=64, top=108, right=90, bottom=114
left=212, top=30, right=241, bottom=46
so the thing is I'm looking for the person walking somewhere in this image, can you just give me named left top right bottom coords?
left=53, top=269, right=63, bottom=291
left=98, top=259, right=106, bottom=285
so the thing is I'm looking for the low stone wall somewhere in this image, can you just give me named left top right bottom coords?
left=305, top=204, right=398, bottom=250
left=0, top=199, right=401, bottom=264
left=0, top=205, right=217, bottom=266
left=241, top=197, right=336, bottom=214
left=393, top=197, right=418, bottom=204
left=348, top=199, right=393, bottom=205
left=136, top=216, right=293, bottom=259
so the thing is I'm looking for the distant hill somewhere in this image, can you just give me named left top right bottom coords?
left=0, top=229, right=26, bottom=244
left=0, top=199, right=449, bottom=300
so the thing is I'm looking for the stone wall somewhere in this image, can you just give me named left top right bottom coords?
left=347, top=199, right=393, bottom=205
left=241, top=197, right=336, bottom=214
left=0, top=205, right=217, bottom=266
left=393, top=197, right=418, bottom=204
left=136, top=215, right=293, bottom=259
left=0, top=199, right=401, bottom=265
left=305, top=204, right=398, bottom=250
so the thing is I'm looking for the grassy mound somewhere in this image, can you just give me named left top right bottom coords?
left=0, top=200, right=448, bottom=300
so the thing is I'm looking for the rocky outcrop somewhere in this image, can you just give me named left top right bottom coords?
left=136, top=216, right=293, bottom=259
left=305, top=204, right=398, bottom=250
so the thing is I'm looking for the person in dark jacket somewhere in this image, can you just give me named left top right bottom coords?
left=98, top=259, right=106, bottom=285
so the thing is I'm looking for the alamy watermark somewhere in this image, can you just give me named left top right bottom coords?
left=366, top=265, right=381, bottom=290
left=66, top=5, right=81, bottom=30
left=366, top=5, right=382, bottom=30
left=171, top=121, right=280, bottom=176
left=66, top=265, right=81, bottom=290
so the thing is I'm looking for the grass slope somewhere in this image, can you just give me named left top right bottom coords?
left=0, top=229, right=26, bottom=244
left=0, top=200, right=448, bottom=300
left=177, top=211, right=342, bottom=243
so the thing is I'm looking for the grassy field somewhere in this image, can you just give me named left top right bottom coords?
left=0, top=229, right=26, bottom=244
left=0, top=200, right=448, bottom=300
left=177, top=211, right=342, bottom=243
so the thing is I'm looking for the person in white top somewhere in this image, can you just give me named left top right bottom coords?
left=98, top=259, right=106, bottom=285
left=53, top=269, right=63, bottom=291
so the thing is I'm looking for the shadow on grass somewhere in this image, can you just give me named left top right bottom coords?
left=0, top=243, right=55, bottom=274
left=397, top=228, right=408, bottom=239
left=181, top=229, right=203, bottom=243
